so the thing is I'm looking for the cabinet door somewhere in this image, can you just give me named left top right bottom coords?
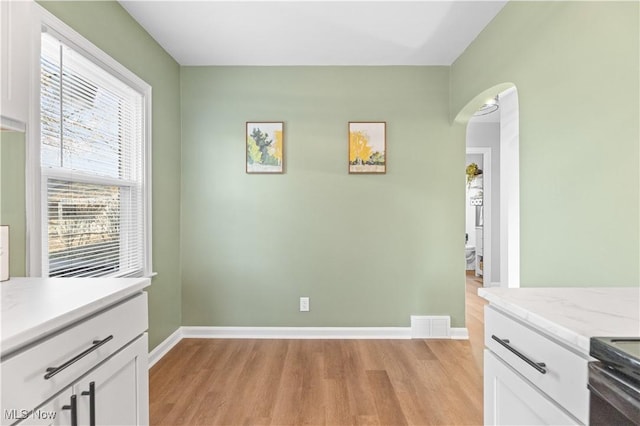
left=13, top=388, right=74, bottom=426
left=75, top=335, right=149, bottom=426
left=0, top=0, right=33, bottom=125
left=484, top=350, right=581, bottom=425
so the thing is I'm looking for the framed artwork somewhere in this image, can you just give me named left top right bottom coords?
left=348, top=122, right=386, bottom=174
left=246, top=122, right=284, bottom=174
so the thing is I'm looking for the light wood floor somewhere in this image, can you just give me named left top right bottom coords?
left=465, top=272, right=487, bottom=372
left=149, top=279, right=487, bottom=425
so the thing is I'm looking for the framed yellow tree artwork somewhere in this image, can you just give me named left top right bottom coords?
left=348, top=122, right=386, bottom=174
left=246, top=122, right=284, bottom=174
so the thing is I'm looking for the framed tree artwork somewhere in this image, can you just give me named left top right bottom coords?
left=348, top=122, right=386, bottom=174
left=246, top=122, right=284, bottom=174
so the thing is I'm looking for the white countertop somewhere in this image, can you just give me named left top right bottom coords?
left=1, top=277, right=150, bottom=357
left=478, top=287, right=640, bottom=355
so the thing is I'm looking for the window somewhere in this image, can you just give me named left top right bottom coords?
left=36, top=29, right=151, bottom=278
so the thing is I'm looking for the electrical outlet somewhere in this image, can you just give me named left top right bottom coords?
left=299, top=297, right=309, bottom=312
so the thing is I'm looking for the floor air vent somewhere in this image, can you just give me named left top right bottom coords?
left=410, top=316, right=451, bottom=338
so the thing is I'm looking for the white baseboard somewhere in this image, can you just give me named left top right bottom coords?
left=410, top=316, right=469, bottom=341
left=149, top=323, right=470, bottom=369
left=450, top=327, right=470, bottom=340
left=181, top=326, right=412, bottom=339
left=148, top=328, right=183, bottom=369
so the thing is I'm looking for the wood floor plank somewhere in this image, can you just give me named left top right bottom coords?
left=218, top=340, right=278, bottom=425
left=366, top=370, right=408, bottom=426
left=356, top=339, right=386, bottom=371
left=326, top=377, right=354, bottom=426
left=355, top=414, right=380, bottom=426
left=193, top=340, right=261, bottom=425
left=408, top=339, right=437, bottom=361
left=426, top=340, right=483, bottom=425
left=271, top=340, right=304, bottom=425
left=323, top=340, right=345, bottom=380
left=149, top=340, right=200, bottom=399
left=272, top=340, right=328, bottom=425
left=248, top=340, right=289, bottom=420
left=299, top=347, right=327, bottom=425
left=342, top=341, right=378, bottom=418
left=379, top=341, right=443, bottom=426
left=466, top=272, right=488, bottom=371
left=419, top=358, right=471, bottom=425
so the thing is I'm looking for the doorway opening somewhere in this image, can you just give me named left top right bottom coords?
left=466, top=147, right=492, bottom=286
left=459, top=85, right=520, bottom=290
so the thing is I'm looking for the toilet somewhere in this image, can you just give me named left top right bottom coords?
left=465, top=245, right=476, bottom=270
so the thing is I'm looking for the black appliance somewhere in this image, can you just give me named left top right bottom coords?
left=589, top=337, right=640, bottom=425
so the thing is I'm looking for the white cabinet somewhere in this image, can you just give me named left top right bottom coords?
left=8, top=388, right=74, bottom=426
left=1, top=292, right=149, bottom=426
left=74, top=336, right=149, bottom=426
left=7, top=336, right=147, bottom=426
left=483, top=305, right=589, bottom=425
left=484, top=350, right=578, bottom=425
left=0, top=0, right=34, bottom=127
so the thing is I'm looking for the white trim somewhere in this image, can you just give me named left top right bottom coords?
left=499, top=87, right=520, bottom=288
left=466, top=147, right=492, bottom=287
left=148, top=327, right=183, bottom=369
left=36, top=7, right=149, bottom=93
left=42, top=167, right=139, bottom=187
left=0, top=116, right=26, bottom=132
left=143, top=86, right=153, bottom=278
left=450, top=328, right=470, bottom=340
left=181, top=326, right=413, bottom=339
left=148, top=324, right=470, bottom=368
left=26, top=2, right=41, bottom=277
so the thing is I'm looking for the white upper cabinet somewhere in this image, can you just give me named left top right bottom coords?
left=1, top=0, right=35, bottom=128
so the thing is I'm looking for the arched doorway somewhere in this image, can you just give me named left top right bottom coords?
left=456, top=84, right=520, bottom=288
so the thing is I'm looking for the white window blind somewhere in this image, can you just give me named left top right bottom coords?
left=40, top=31, right=148, bottom=278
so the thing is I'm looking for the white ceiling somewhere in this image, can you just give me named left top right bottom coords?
left=119, top=1, right=508, bottom=66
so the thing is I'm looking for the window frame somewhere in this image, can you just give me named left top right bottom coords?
left=27, top=5, right=153, bottom=278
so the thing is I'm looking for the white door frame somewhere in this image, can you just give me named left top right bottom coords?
left=499, top=88, right=520, bottom=288
left=467, top=147, right=491, bottom=287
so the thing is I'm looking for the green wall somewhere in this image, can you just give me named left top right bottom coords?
left=36, top=1, right=183, bottom=349
left=3, top=0, right=637, bottom=352
left=451, top=1, right=640, bottom=286
left=0, top=131, right=26, bottom=277
left=181, top=67, right=466, bottom=327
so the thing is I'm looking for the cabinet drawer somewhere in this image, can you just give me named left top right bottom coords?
left=1, top=293, right=147, bottom=421
left=485, top=350, right=579, bottom=425
left=485, top=306, right=588, bottom=424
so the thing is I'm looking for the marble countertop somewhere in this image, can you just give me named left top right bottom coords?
left=1, top=277, right=150, bottom=357
left=478, top=287, right=640, bottom=355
